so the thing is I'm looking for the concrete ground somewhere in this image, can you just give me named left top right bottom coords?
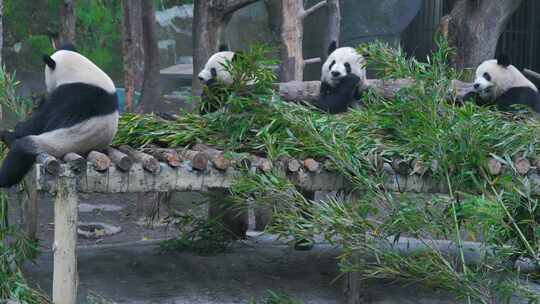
left=14, top=191, right=534, bottom=303
left=24, top=239, right=344, bottom=304
left=24, top=237, right=463, bottom=304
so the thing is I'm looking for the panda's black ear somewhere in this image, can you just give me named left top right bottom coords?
left=42, top=55, right=56, bottom=70
left=496, top=54, right=511, bottom=67
left=219, top=44, right=229, bottom=52
left=328, top=41, right=338, bottom=55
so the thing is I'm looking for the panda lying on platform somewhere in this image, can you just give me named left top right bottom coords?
left=473, top=54, right=540, bottom=113
left=0, top=44, right=119, bottom=187
left=315, top=41, right=366, bottom=114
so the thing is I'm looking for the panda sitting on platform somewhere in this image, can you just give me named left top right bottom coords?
left=0, top=44, right=119, bottom=187
left=315, top=41, right=366, bottom=114
left=197, top=45, right=236, bottom=114
left=473, top=54, right=540, bottom=113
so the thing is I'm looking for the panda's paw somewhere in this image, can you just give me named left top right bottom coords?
left=0, top=130, right=16, bottom=148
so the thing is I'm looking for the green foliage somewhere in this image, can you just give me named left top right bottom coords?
left=117, top=39, right=540, bottom=302
left=76, top=0, right=123, bottom=80
left=159, top=211, right=232, bottom=256
left=4, top=0, right=122, bottom=77
left=0, top=67, right=48, bottom=303
left=249, top=290, right=304, bottom=304
left=199, top=44, right=278, bottom=116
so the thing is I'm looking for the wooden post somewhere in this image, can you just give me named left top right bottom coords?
left=344, top=271, right=366, bottom=304
left=52, top=175, right=78, bottom=304
left=22, top=185, right=39, bottom=241
left=208, top=189, right=248, bottom=240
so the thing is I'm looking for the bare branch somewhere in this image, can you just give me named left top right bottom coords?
left=225, top=0, right=261, bottom=15
left=304, top=57, right=321, bottom=65
left=301, top=0, right=327, bottom=19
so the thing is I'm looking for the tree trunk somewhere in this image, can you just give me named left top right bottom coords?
left=58, top=0, right=76, bottom=44
left=121, top=0, right=144, bottom=113
left=137, top=0, right=161, bottom=113
left=192, top=1, right=228, bottom=97
left=280, top=0, right=304, bottom=82
left=447, top=0, right=523, bottom=70
left=279, top=0, right=326, bottom=82
left=323, top=0, right=340, bottom=61
left=191, top=0, right=261, bottom=97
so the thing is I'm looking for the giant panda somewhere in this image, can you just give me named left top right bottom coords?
left=315, top=41, right=366, bottom=114
left=198, top=45, right=235, bottom=87
left=473, top=54, right=540, bottom=113
left=197, top=45, right=236, bottom=114
left=0, top=44, right=119, bottom=187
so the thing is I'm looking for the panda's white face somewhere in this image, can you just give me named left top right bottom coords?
left=321, top=47, right=366, bottom=87
left=44, top=50, right=115, bottom=94
left=198, top=51, right=235, bottom=86
left=474, top=59, right=537, bottom=100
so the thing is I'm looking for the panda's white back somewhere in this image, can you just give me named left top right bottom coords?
left=45, top=50, right=116, bottom=94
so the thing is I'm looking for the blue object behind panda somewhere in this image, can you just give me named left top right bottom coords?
left=473, top=54, right=540, bottom=113
left=316, top=41, right=366, bottom=114
left=0, top=45, right=119, bottom=187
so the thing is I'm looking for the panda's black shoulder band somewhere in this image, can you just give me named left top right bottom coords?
left=43, top=55, right=56, bottom=70
left=496, top=54, right=511, bottom=67
left=57, top=42, right=78, bottom=52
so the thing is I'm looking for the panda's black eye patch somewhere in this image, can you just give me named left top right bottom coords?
left=211, top=68, right=217, bottom=78
left=483, top=72, right=491, bottom=81
left=345, top=63, right=352, bottom=74
left=329, top=60, right=336, bottom=71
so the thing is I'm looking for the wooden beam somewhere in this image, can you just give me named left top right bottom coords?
left=22, top=174, right=39, bottom=241
left=52, top=175, right=78, bottom=304
left=524, top=69, right=540, bottom=82
left=277, top=79, right=416, bottom=103
left=30, top=159, right=452, bottom=194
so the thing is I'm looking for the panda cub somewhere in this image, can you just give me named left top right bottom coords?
left=473, top=54, right=540, bottom=113
left=316, top=41, right=366, bottom=114
left=0, top=44, right=119, bottom=187
left=197, top=45, right=236, bottom=114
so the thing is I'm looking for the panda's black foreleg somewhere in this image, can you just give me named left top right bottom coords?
left=495, top=87, right=540, bottom=113
left=0, top=112, right=45, bottom=148
left=0, top=138, right=38, bottom=188
left=0, top=130, right=18, bottom=148
left=316, top=74, right=361, bottom=114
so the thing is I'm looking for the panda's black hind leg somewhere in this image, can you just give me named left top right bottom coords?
left=0, top=138, right=38, bottom=188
